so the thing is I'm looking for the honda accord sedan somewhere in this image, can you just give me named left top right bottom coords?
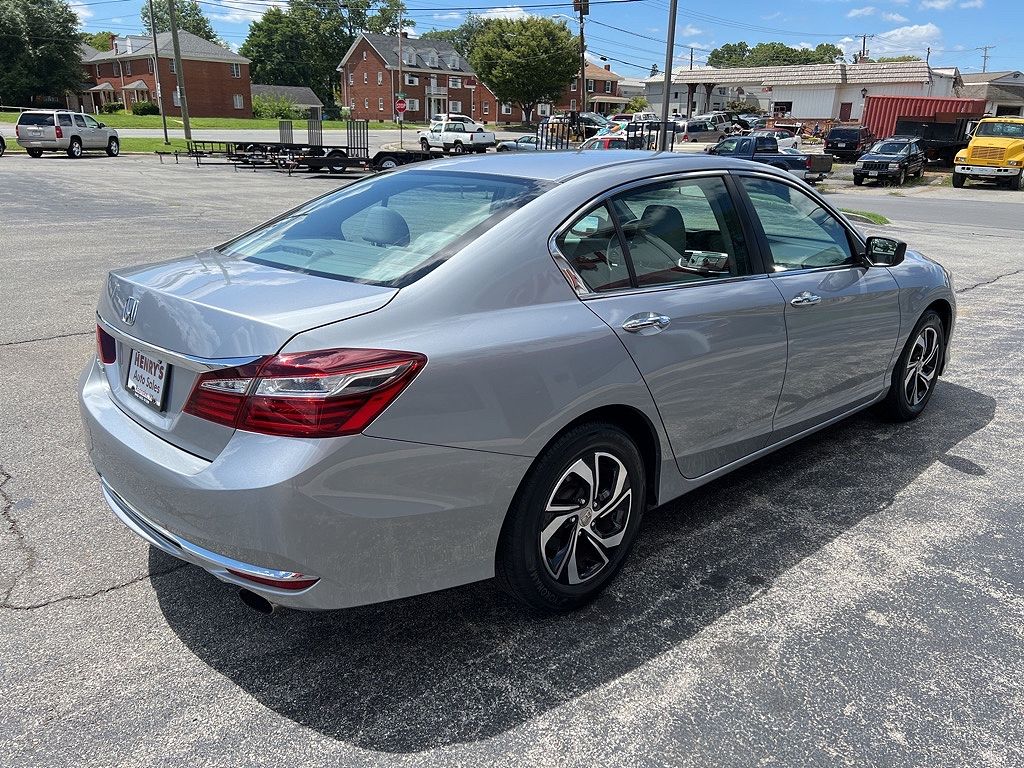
left=80, top=151, right=955, bottom=614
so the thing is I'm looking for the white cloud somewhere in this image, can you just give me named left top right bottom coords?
left=433, top=12, right=461, bottom=19
left=682, top=41, right=713, bottom=50
left=919, top=0, right=952, bottom=8
left=797, top=41, right=814, bottom=49
left=847, top=6, right=876, bottom=16
left=857, top=22, right=942, bottom=57
left=69, top=1, right=93, bottom=20
left=479, top=6, right=529, bottom=19
left=761, top=12, right=783, bottom=19
left=208, top=0, right=286, bottom=23
left=959, top=0, right=983, bottom=7
left=679, top=24, right=702, bottom=37
left=882, top=11, right=909, bottom=20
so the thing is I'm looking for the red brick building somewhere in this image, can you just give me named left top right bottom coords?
left=339, top=33, right=513, bottom=124
left=553, top=62, right=627, bottom=115
left=68, top=31, right=252, bottom=118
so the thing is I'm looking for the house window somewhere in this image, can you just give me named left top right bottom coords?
left=348, top=73, right=354, bottom=85
left=172, top=88, right=180, bottom=106
left=483, top=101, right=489, bottom=114
left=570, top=98, right=577, bottom=110
left=377, top=71, right=383, bottom=85
left=405, top=74, right=418, bottom=86
left=364, top=98, right=369, bottom=108
left=113, top=62, right=121, bottom=76
left=378, top=97, right=384, bottom=111
left=148, top=58, right=154, bottom=74
left=427, top=52, right=438, bottom=67
left=363, top=72, right=368, bottom=84
left=362, top=51, right=367, bottom=61
left=230, top=62, right=241, bottom=78
left=449, top=54, right=459, bottom=68
left=586, top=79, right=595, bottom=92
left=604, top=80, right=611, bottom=94
left=351, top=99, right=356, bottom=108
left=450, top=100, right=462, bottom=113
left=501, top=102, right=512, bottom=115
left=125, top=60, right=132, bottom=76
left=571, top=78, right=578, bottom=92
left=404, top=49, right=416, bottom=65
left=537, top=103, right=550, bottom=116
left=233, top=94, right=243, bottom=110
left=449, top=76, right=462, bottom=89
left=406, top=98, right=420, bottom=111
left=169, top=59, right=175, bottom=74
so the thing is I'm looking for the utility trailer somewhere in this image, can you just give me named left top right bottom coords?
left=892, top=118, right=975, bottom=164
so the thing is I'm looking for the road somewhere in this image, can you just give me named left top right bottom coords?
left=829, top=192, right=1024, bottom=230
left=1, top=155, right=1022, bottom=767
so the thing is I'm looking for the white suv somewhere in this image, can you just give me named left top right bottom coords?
left=16, top=110, right=120, bottom=158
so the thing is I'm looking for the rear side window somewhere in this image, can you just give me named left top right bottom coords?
left=221, top=171, right=545, bottom=287
left=58, top=114, right=72, bottom=127
left=17, top=113, right=54, bottom=126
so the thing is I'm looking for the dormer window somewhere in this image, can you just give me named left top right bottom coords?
left=427, top=51, right=438, bottom=67
left=449, top=54, right=459, bottom=69
left=403, top=48, right=416, bottom=66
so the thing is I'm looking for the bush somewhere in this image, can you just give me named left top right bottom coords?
left=252, top=94, right=303, bottom=120
left=131, top=100, right=160, bottom=116
left=100, top=101, right=124, bottom=114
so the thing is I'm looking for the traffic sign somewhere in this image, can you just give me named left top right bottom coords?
left=395, top=99, right=407, bottom=114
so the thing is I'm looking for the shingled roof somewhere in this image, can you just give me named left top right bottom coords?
left=85, top=31, right=248, bottom=64
left=644, top=61, right=946, bottom=86
left=339, top=33, right=475, bottom=74
left=251, top=84, right=323, bottom=108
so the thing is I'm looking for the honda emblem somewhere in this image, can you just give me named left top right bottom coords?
left=121, top=296, right=139, bottom=326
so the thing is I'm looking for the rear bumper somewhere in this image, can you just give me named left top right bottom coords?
left=79, top=357, right=531, bottom=610
left=16, top=139, right=62, bottom=149
left=955, top=165, right=1020, bottom=177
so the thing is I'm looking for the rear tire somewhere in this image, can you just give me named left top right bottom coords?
left=452, top=141, right=465, bottom=155
left=67, top=137, right=82, bottom=158
left=105, top=137, right=119, bottom=157
left=27, top=148, right=43, bottom=158
left=496, top=422, right=646, bottom=613
left=952, top=171, right=965, bottom=188
left=881, top=310, right=945, bottom=422
left=375, top=155, right=398, bottom=170
left=420, top=138, right=430, bottom=152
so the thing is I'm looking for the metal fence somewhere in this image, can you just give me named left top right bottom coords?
left=535, top=118, right=680, bottom=151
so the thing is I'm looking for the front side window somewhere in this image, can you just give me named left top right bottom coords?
left=739, top=177, right=855, bottom=271
left=74, top=115, right=87, bottom=128
left=83, top=114, right=100, bottom=128
left=221, top=171, right=546, bottom=287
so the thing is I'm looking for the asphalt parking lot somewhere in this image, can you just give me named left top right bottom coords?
left=1, top=154, right=1022, bottom=767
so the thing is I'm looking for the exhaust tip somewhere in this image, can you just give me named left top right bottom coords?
left=239, top=588, right=277, bottom=615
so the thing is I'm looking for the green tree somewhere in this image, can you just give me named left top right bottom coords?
left=707, top=42, right=750, bottom=67
left=239, top=8, right=310, bottom=86
left=82, top=30, right=115, bottom=51
left=420, top=14, right=489, bottom=58
left=141, top=0, right=220, bottom=44
left=708, top=41, right=844, bottom=68
left=626, top=95, right=649, bottom=112
left=0, top=0, right=82, bottom=106
left=649, top=63, right=659, bottom=77
left=288, top=0, right=353, bottom=107
left=468, top=17, right=578, bottom=123
left=366, top=0, right=412, bottom=35
left=876, top=55, right=922, bottom=62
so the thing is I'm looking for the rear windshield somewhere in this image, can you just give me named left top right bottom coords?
left=17, top=112, right=55, bottom=126
left=974, top=121, right=1024, bottom=138
left=220, top=171, right=547, bottom=287
left=828, top=128, right=861, bottom=140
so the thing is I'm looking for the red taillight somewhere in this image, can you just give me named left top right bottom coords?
left=806, top=157, right=813, bottom=169
left=682, top=134, right=689, bottom=141
left=55, top=124, right=63, bottom=139
left=183, top=348, right=426, bottom=438
left=225, top=569, right=319, bottom=590
left=96, top=325, right=117, bottom=364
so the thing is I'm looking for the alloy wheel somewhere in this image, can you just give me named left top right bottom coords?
left=540, top=451, right=632, bottom=585
left=904, top=326, right=940, bottom=407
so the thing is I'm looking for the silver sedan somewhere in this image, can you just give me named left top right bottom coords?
left=80, top=152, right=955, bottom=614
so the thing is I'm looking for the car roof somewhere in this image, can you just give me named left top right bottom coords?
left=396, top=150, right=775, bottom=183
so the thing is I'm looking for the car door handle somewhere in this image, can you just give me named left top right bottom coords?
left=790, top=291, right=822, bottom=307
left=621, top=312, right=671, bottom=334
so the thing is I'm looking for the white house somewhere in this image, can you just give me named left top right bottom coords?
left=960, top=71, right=1024, bottom=117
left=645, top=61, right=960, bottom=121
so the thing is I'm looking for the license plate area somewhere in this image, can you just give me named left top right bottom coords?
left=869, top=171, right=879, bottom=177
left=125, top=349, right=169, bottom=411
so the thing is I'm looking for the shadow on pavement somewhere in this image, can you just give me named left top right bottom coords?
left=153, top=381, right=995, bottom=753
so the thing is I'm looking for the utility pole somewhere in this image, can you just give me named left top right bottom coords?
left=148, top=0, right=169, bottom=145
left=926, top=46, right=931, bottom=65
left=858, top=34, right=870, bottom=63
left=979, top=45, right=994, bottom=73
left=689, top=47, right=694, bottom=71
left=398, top=7, right=403, bottom=147
left=658, top=0, right=678, bottom=151
left=167, top=0, right=191, bottom=141
left=577, top=0, right=587, bottom=114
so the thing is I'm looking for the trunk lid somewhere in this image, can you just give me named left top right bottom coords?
left=98, top=250, right=397, bottom=459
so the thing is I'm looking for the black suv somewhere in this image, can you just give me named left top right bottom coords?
left=853, top=137, right=927, bottom=186
left=825, top=125, right=876, bottom=161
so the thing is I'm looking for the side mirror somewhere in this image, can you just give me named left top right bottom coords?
left=863, top=236, right=907, bottom=267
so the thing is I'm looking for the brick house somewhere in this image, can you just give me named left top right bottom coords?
left=338, top=33, right=513, bottom=124
left=553, top=62, right=627, bottom=115
left=68, top=31, right=252, bottom=118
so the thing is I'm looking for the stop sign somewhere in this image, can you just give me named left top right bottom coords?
left=395, top=99, right=407, bottom=114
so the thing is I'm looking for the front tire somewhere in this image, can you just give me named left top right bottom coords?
left=952, top=171, right=965, bottom=188
left=881, top=310, right=945, bottom=422
left=1011, top=172, right=1024, bottom=191
left=67, top=138, right=82, bottom=158
left=496, top=423, right=645, bottom=613
left=106, top=137, right=119, bottom=157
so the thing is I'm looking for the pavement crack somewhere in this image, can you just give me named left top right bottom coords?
left=955, top=268, right=1022, bottom=294
left=0, top=562, right=190, bottom=612
left=0, top=330, right=93, bottom=348
left=0, top=466, right=39, bottom=606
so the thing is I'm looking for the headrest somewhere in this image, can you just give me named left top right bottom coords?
left=361, top=206, right=410, bottom=247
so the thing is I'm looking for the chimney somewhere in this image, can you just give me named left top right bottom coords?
left=126, top=37, right=133, bottom=54
left=111, top=35, right=119, bottom=54
left=401, top=31, right=409, bottom=39
left=604, top=64, right=611, bottom=71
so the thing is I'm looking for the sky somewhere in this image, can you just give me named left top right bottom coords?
left=72, top=0, right=1024, bottom=78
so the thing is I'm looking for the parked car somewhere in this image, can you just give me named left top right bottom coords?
left=0, top=134, right=5, bottom=157
left=676, top=120, right=727, bottom=143
left=15, top=109, right=120, bottom=158
left=853, top=137, right=927, bottom=186
left=824, top=125, right=875, bottom=161
left=432, top=113, right=486, bottom=132
left=81, top=152, right=954, bottom=615
left=707, top=135, right=833, bottom=182
left=497, top=135, right=540, bottom=152
left=750, top=128, right=801, bottom=149
left=579, top=135, right=629, bottom=149
left=418, top=120, right=496, bottom=154
left=610, top=111, right=659, bottom=123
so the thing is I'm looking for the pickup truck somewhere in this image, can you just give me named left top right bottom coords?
left=953, top=116, right=1024, bottom=190
left=417, top=121, right=496, bottom=154
left=707, top=135, right=833, bottom=183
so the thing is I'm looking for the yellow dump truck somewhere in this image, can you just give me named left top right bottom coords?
left=953, top=117, right=1024, bottom=190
